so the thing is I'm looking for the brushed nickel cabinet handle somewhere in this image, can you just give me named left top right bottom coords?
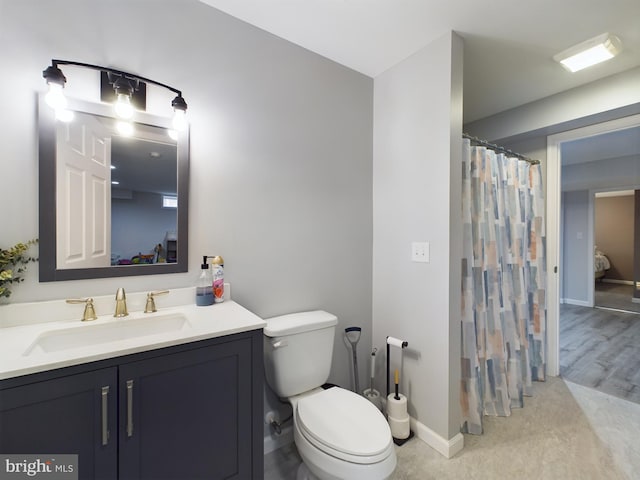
left=101, top=386, right=110, bottom=446
left=126, top=380, right=134, bottom=438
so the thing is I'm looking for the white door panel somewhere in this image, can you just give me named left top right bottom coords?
left=57, top=112, right=112, bottom=269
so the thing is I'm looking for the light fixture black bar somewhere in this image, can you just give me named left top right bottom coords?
left=51, top=59, right=183, bottom=97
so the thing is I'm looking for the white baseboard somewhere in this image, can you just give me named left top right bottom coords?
left=264, top=425, right=294, bottom=455
left=602, top=279, right=634, bottom=285
left=562, top=298, right=590, bottom=307
left=409, top=417, right=464, bottom=458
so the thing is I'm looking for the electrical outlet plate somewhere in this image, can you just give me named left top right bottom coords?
left=411, top=242, right=429, bottom=263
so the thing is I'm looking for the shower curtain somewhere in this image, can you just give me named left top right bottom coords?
left=460, top=138, right=546, bottom=435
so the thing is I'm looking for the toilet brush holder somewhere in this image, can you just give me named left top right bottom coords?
left=363, top=388, right=382, bottom=411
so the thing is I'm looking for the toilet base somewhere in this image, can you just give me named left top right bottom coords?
left=296, top=463, right=319, bottom=480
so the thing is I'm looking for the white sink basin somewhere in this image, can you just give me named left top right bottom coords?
left=23, top=313, right=190, bottom=356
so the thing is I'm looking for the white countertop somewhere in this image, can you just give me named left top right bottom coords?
left=0, top=289, right=266, bottom=380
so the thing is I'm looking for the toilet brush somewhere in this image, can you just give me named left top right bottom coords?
left=345, top=327, right=362, bottom=393
left=363, top=348, right=382, bottom=410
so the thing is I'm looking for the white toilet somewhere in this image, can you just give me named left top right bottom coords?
left=264, top=310, right=397, bottom=480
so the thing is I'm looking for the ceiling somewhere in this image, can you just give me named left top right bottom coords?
left=199, top=0, right=640, bottom=123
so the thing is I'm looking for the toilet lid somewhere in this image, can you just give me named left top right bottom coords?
left=297, top=387, right=392, bottom=457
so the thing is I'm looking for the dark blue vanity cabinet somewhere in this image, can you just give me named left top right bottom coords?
left=0, top=367, right=118, bottom=478
left=0, top=329, right=264, bottom=480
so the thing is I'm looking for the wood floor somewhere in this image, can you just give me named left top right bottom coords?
left=560, top=303, right=640, bottom=404
left=595, top=282, right=640, bottom=313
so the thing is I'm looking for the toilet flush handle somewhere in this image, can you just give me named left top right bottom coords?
left=271, top=339, right=288, bottom=349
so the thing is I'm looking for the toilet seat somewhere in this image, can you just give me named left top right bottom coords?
left=295, top=387, right=393, bottom=464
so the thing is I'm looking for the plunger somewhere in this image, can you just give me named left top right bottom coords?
left=345, top=327, right=362, bottom=393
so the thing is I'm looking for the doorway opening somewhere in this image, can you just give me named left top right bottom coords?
left=546, top=115, right=640, bottom=375
left=546, top=114, right=640, bottom=404
left=593, top=190, right=640, bottom=314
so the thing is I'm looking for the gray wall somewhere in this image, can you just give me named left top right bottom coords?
left=372, top=32, right=463, bottom=441
left=562, top=156, right=640, bottom=192
left=112, top=192, right=177, bottom=262
left=635, top=191, right=640, bottom=299
left=464, top=66, right=640, bottom=142
left=467, top=84, right=640, bottom=308
left=0, top=0, right=373, bottom=446
left=562, top=191, right=590, bottom=304
left=561, top=158, right=640, bottom=301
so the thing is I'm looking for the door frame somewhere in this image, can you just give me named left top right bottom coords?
left=546, top=113, right=640, bottom=376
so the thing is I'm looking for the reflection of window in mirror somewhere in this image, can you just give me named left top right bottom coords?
left=163, top=195, right=178, bottom=208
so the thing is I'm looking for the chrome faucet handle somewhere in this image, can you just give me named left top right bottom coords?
left=114, top=288, right=128, bottom=317
left=66, top=298, right=98, bottom=321
left=144, top=290, right=169, bottom=313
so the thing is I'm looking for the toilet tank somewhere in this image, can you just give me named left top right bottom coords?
left=263, top=311, right=337, bottom=398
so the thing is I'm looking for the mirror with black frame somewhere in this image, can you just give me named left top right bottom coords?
left=38, top=95, right=189, bottom=281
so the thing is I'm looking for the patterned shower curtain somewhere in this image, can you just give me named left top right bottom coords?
left=460, top=138, right=546, bottom=435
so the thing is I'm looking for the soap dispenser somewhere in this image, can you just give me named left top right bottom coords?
left=196, top=256, right=214, bottom=306
left=211, top=256, right=224, bottom=303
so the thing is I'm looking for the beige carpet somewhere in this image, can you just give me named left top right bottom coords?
left=265, top=377, right=626, bottom=479
left=392, top=377, right=624, bottom=479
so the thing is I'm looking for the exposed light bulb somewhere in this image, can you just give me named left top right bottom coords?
left=114, top=93, right=134, bottom=119
left=172, top=109, right=187, bottom=131
left=167, top=129, right=178, bottom=141
left=116, top=121, right=134, bottom=137
left=55, top=108, right=74, bottom=122
left=45, top=83, right=67, bottom=110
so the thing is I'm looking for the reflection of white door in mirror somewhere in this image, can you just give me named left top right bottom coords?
left=56, top=112, right=112, bottom=269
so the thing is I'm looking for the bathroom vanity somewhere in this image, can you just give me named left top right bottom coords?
left=0, top=295, right=266, bottom=480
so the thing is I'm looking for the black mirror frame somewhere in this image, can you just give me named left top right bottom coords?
left=38, top=94, right=189, bottom=281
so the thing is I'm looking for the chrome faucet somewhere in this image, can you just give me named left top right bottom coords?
left=114, top=288, right=129, bottom=317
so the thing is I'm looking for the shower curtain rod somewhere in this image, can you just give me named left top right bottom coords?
left=463, top=133, right=540, bottom=165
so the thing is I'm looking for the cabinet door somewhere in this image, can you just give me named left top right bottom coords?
left=119, top=338, right=253, bottom=480
left=0, top=368, right=118, bottom=480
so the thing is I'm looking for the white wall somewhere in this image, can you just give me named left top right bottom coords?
left=0, top=0, right=373, bottom=446
left=372, top=32, right=463, bottom=442
left=561, top=191, right=590, bottom=304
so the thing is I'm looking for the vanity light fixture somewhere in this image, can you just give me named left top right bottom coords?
left=42, top=59, right=189, bottom=130
left=116, top=120, right=135, bottom=137
left=112, top=77, right=135, bottom=119
left=553, top=33, right=622, bottom=72
left=42, top=64, right=74, bottom=122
